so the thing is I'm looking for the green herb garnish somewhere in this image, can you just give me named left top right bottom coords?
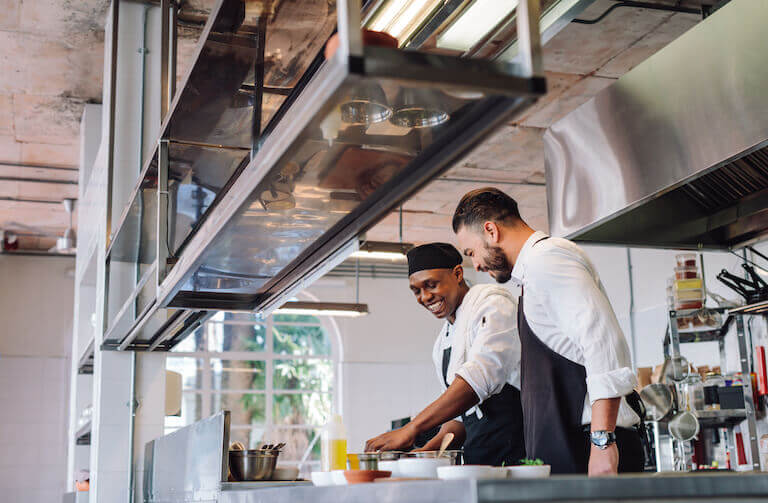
left=518, top=458, right=544, bottom=466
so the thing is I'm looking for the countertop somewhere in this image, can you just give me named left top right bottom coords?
left=218, top=472, right=768, bottom=503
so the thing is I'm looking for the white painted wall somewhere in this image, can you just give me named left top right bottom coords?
left=0, top=255, right=75, bottom=502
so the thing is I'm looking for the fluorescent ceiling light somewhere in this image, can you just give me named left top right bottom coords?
left=275, top=301, right=369, bottom=317
left=349, top=241, right=413, bottom=261
left=366, top=0, right=442, bottom=46
left=437, top=0, right=519, bottom=52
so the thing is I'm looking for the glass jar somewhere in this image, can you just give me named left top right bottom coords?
left=703, top=372, right=724, bottom=410
left=685, top=374, right=705, bottom=411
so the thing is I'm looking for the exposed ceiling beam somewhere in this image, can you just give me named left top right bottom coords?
left=0, top=197, right=76, bottom=205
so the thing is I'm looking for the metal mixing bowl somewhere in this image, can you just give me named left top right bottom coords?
left=229, top=450, right=279, bottom=481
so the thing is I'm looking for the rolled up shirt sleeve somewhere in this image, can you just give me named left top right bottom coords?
left=528, top=250, right=637, bottom=403
left=455, top=298, right=520, bottom=404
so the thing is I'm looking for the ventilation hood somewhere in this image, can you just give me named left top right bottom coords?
left=544, top=0, right=768, bottom=250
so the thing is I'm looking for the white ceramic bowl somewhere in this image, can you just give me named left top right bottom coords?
left=272, top=466, right=299, bottom=481
left=310, top=471, right=334, bottom=487
left=397, top=457, right=450, bottom=479
left=379, top=460, right=401, bottom=478
left=437, top=465, right=507, bottom=480
left=331, top=470, right=348, bottom=485
left=504, top=465, right=551, bottom=479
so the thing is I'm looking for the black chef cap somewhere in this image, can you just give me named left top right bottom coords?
left=407, top=243, right=463, bottom=276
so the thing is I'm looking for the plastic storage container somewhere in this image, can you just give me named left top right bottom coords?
left=321, top=415, right=347, bottom=471
left=675, top=266, right=700, bottom=280
left=676, top=253, right=698, bottom=268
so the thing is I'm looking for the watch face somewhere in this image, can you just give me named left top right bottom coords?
left=591, top=432, right=608, bottom=446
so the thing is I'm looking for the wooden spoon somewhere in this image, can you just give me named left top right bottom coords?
left=438, top=432, right=455, bottom=458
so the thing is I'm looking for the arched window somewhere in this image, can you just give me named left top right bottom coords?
left=166, top=308, right=339, bottom=466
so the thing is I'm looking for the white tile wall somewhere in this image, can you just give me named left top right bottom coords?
left=0, top=355, right=69, bottom=499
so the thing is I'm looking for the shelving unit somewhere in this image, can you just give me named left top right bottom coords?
left=666, top=307, right=761, bottom=471
left=75, top=421, right=91, bottom=446
left=77, top=339, right=95, bottom=375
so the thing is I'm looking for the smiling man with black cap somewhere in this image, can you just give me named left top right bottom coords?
left=365, top=243, right=525, bottom=466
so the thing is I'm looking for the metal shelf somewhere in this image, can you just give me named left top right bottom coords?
left=75, top=420, right=91, bottom=446
left=77, top=338, right=95, bottom=375
left=694, top=409, right=747, bottom=428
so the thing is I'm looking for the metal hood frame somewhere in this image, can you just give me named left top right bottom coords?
left=105, top=0, right=547, bottom=351
left=544, top=0, right=768, bottom=250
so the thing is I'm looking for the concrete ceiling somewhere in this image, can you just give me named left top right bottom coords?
left=0, top=0, right=701, bottom=252
left=0, top=0, right=108, bottom=250
left=367, top=0, right=700, bottom=245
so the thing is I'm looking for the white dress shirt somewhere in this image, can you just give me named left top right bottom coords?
left=511, top=231, right=640, bottom=428
left=431, top=284, right=521, bottom=420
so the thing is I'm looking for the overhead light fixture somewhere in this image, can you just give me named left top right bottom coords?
left=349, top=241, right=413, bottom=261
left=275, top=301, right=369, bottom=317
left=365, top=0, right=442, bottom=46
left=437, top=0, right=519, bottom=52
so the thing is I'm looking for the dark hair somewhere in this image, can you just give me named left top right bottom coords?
left=451, top=187, right=522, bottom=232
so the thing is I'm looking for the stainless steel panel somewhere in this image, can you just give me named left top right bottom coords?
left=544, top=0, right=768, bottom=248
left=143, top=411, right=230, bottom=503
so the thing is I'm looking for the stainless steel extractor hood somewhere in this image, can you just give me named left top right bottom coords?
left=544, top=0, right=768, bottom=250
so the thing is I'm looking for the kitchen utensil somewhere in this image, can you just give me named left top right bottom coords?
left=669, top=411, right=700, bottom=441
left=437, top=465, right=507, bottom=480
left=406, top=450, right=461, bottom=465
left=310, top=471, right=334, bottom=487
left=504, top=464, right=552, bottom=479
left=438, top=433, right=454, bottom=458
left=271, top=466, right=299, bottom=481
left=662, top=356, right=690, bottom=382
left=639, top=383, right=674, bottom=421
left=274, top=442, right=286, bottom=451
left=343, top=469, right=392, bottom=484
left=229, top=450, right=279, bottom=481
left=397, top=457, right=450, bottom=479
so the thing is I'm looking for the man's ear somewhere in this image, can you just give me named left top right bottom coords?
left=483, top=221, right=501, bottom=243
left=453, top=265, right=464, bottom=283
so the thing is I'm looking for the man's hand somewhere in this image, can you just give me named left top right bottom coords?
left=365, top=423, right=418, bottom=453
left=588, top=443, right=619, bottom=477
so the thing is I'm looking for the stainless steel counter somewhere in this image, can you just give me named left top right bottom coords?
left=218, top=473, right=768, bottom=503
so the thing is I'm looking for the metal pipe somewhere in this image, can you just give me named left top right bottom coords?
left=517, top=0, right=543, bottom=77
left=0, top=176, right=77, bottom=185
left=573, top=1, right=700, bottom=24
left=0, top=197, right=76, bottom=205
left=106, top=0, right=120, bottom=247
left=626, top=248, right=638, bottom=371
left=160, top=0, right=170, bottom=118
left=0, top=161, right=78, bottom=171
left=127, top=351, right=138, bottom=503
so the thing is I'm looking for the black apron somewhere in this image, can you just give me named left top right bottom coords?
left=442, top=338, right=526, bottom=466
left=517, top=237, right=644, bottom=474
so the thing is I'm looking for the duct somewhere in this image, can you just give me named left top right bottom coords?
left=544, top=0, right=768, bottom=250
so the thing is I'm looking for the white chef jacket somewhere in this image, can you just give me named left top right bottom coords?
left=510, top=231, right=640, bottom=428
left=431, top=284, right=521, bottom=420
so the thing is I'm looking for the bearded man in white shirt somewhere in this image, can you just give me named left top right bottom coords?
left=365, top=243, right=525, bottom=466
left=452, top=187, right=644, bottom=476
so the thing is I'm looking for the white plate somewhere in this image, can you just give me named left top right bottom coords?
left=504, top=465, right=551, bottom=479
left=437, top=465, right=507, bottom=480
left=379, top=460, right=401, bottom=478
left=310, top=472, right=334, bottom=487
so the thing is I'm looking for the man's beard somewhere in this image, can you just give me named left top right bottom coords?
left=483, top=243, right=512, bottom=284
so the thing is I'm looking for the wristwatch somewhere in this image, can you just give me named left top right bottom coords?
left=590, top=430, right=616, bottom=450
